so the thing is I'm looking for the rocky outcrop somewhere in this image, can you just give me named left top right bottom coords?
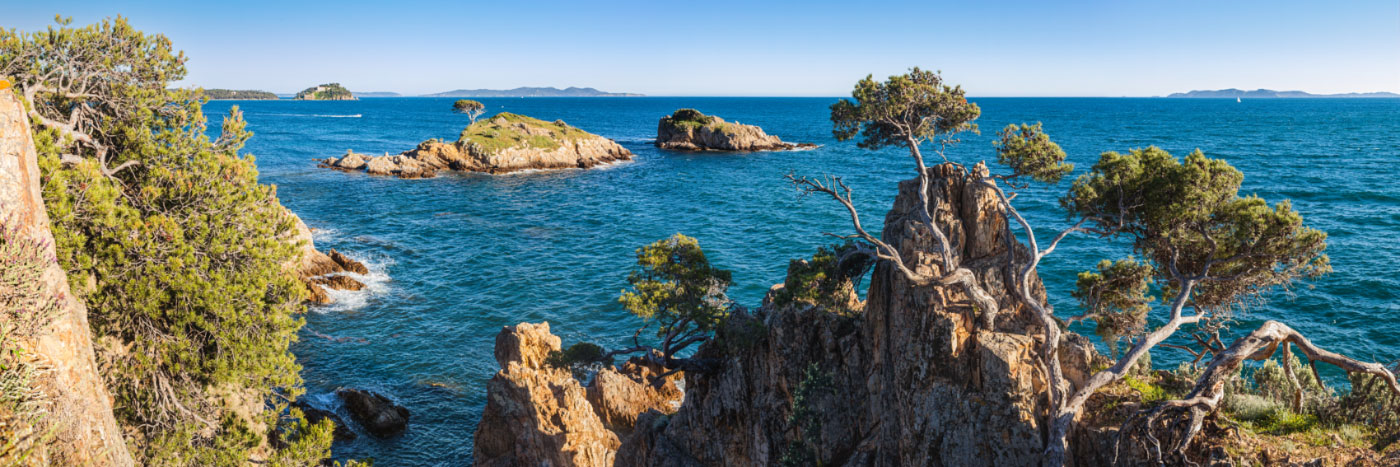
left=0, top=87, right=134, bottom=465
left=470, top=163, right=1105, bottom=466
left=285, top=211, right=367, bottom=304
left=656, top=109, right=815, bottom=151
left=320, top=113, right=633, bottom=178
left=473, top=322, right=684, bottom=467
left=336, top=388, right=411, bottom=438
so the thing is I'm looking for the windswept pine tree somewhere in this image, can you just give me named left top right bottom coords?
left=795, top=68, right=1400, bottom=465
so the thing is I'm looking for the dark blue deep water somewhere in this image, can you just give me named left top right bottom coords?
left=202, top=97, right=1400, bottom=466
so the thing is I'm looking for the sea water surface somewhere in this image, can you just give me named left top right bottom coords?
left=203, top=97, right=1400, bottom=465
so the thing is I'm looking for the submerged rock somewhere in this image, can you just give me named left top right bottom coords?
left=320, top=113, right=632, bottom=178
left=336, top=388, right=411, bottom=438
left=655, top=108, right=815, bottom=151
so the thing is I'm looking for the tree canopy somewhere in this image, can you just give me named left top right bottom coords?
left=830, top=67, right=980, bottom=151
left=1062, top=147, right=1330, bottom=312
left=618, top=234, right=733, bottom=357
left=453, top=99, right=486, bottom=123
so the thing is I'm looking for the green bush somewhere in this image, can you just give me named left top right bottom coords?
left=772, top=243, right=867, bottom=314
left=4, top=17, right=333, bottom=464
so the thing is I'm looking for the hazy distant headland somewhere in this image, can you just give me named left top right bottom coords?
left=422, top=86, right=642, bottom=97
left=205, top=89, right=278, bottom=100
left=1167, top=88, right=1400, bottom=98
left=355, top=91, right=402, bottom=97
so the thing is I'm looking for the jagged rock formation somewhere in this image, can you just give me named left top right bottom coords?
left=473, top=322, right=684, bottom=467
left=614, top=163, right=1093, bottom=465
left=319, top=113, right=633, bottom=178
left=471, top=164, right=1108, bottom=466
left=286, top=212, right=367, bottom=304
left=656, top=109, right=816, bottom=151
left=0, top=87, right=134, bottom=465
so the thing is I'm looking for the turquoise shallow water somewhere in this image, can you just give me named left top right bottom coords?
left=203, top=97, right=1400, bottom=466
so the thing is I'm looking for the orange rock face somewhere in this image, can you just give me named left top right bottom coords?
left=0, top=88, right=134, bottom=465
left=473, top=323, right=684, bottom=467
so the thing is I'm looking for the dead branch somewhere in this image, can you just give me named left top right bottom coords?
left=1116, top=320, right=1400, bottom=463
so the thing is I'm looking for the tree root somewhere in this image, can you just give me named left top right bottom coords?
left=1115, top=320, right=1400, bottom=464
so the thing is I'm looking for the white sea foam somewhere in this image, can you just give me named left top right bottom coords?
left=312, top=251, right=395, bottom=313
left=310, top=227, right=341, bottom=244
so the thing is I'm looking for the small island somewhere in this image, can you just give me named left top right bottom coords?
left=656, top=109, right=815, bottom=151
left=204, top=89, right=278, bottom=100
left=318, top=112, right=632, bottom=178
left=295, top=83, right=356, bottom=100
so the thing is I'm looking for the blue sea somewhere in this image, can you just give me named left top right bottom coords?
left=202, top=96, right=1400, bottom=466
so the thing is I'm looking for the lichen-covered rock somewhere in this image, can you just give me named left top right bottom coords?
left=0, top=87, right=134, bottom=466
left=655, top=109, right=815, bottom=151
left=320, top=113, right=632, bottom=178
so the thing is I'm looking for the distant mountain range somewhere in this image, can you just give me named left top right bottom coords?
left=1167, top=88, right=1400, bottom=98
left=355, top=91, right=402, bottom=97
left=421, top=86, right=643, bottom=97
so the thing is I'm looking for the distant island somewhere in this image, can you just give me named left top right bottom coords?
left=295, top=83, right=356, bottom=100
left=1167, top=88, right=1400, bottom=98
left=355, top=91, right=401, bottom=97
left=422, top=86, right=642, bottom=97
left=204, top=89, right=278, bottom=100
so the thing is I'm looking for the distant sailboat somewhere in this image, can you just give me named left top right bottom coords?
left=1236, top=96, right=1242, bottom=103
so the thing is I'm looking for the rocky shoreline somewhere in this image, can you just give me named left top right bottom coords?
left=319, top=113, right=633, bottom=178
left=656, top=108, right=816, bottom=151
left=286, top=210, right=369, bottom=304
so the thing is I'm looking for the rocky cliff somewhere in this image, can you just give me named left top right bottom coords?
left=656, top=109, right=815, bottom=151
left=320, top=113, right=633, bottom=178
left=473, top=322, right=684, bottom=467
left=471, top=164, right=1106, bottom=466
left=0, top=87, right=134, bottom=465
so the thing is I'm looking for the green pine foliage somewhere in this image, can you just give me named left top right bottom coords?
left=772, top=243, right=867, bottom=314
left=3, top=17, right=332, bottom=464
left=619, top=234, right=733, bottom=343
left=994, top=122, right=1073, bottom=184
left=1072, top=258, right=1154, bottom=356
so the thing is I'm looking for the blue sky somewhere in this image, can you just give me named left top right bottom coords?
left=8, top=0, right=1398, bottom=96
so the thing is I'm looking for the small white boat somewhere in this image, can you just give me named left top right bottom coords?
left=1236, top=96, right=1241, bottom=103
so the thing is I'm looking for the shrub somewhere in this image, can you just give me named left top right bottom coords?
left=772, top=243, right=869, bottom=314
left=4, top=17, right=333, bottom=464
left=0, top=217, right=61, bottom=463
